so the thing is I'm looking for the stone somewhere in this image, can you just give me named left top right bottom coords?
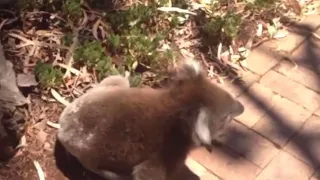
left=235, top=83, right=278, bottom=128
left=256, top=150, right=313, bottom=180
left=16, top=73, right=38, bottom=87
left=221, top=120, right=280, bottom=168
left=253, top=96, right=312, bottom=147
left=0, top=43, right=29, bottom=108
left=260, top=70, right=320, bottom=111
left=284, top=115, right=320, bottom=168
left=189, top=147, right=261, bottom=180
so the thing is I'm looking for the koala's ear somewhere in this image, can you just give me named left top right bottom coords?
left=231, top=100, right=244, bottom=117
left=170, top=59, right=204, bottom=82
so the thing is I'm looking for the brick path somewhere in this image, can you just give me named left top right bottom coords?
left=185, top=14, right=320, bottom=180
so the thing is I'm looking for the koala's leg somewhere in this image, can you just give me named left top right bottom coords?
left=132, top=158, right=166, bottom=180
left=97, top=170, right=131, bottom=180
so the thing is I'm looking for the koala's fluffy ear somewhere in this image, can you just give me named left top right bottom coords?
left=169, top=59, right=204, bottom=82
left=97, top=74, right=130, bottom=88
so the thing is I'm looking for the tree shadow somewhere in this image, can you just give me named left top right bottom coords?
left=222, top=21, right=320, bottom=176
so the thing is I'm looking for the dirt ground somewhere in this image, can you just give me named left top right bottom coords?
left=0, top=93, right=108, bottom=180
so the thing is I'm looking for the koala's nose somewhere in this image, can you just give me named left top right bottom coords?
left=233, top=100, right=244, bottom=117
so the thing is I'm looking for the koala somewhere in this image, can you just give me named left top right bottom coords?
left=57, top=59, right=244, bottom=180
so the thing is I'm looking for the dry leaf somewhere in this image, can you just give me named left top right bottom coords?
left=16, top=135, right=27, bottom=149
left=47, top=121, right=60, bottom=129
left=50, top=88, right=70, bottom=106
left=33, top=160, right=45, bottom=180
left=273, top=29, right=289, bottom=39
left=284, top=0, right=302, bottom=15
left=267, top=25, right=277, bottom=37
left=256, top=23, right=263, bottom=37
left=92, top=19, right=101, bottom=40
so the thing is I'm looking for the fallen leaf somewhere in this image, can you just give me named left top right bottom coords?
left=50, top=88, right=70, bottom=106
left=284, top=0, right=302, bottom=15
left=16, top=135, right=27, bottom=149
left=256, top=23, right=263, bottom=37
left=47, top=121, right=60, bottom=129
left=33, top=160, right=45, bottom=180
left=273, top=29, right=289, bottom=39
left=92, top=19, right=101, bottom=40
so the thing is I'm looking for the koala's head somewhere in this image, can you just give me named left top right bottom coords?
left=169, top=59, right=244, bottom=147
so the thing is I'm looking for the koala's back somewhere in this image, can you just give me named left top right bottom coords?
left=58, top=87, right=190, bottom=174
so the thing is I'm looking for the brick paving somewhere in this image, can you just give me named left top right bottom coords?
left=185, top=14, right=320, bottom=180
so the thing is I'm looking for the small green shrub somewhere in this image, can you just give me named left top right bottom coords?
left=34, top=62, right=63, bottom=88
left=64, top=0, right=82, bottom=18
left=203, top=12, right=242, bottom=39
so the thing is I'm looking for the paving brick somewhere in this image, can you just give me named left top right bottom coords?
left=255, top=151, right=313, bottom=180
left=200, top=171, right=220, bottom=180
left=185, top=157, right=207, bottom=177
left=273, top=60, right=320, bottom=93
left=275, top=32, right=306, bottom=53
left=245, top=41, right=281, bottom=75
left=260, top=70, right=320, bottom=111
left=284, top=115, right=320, bottom=168
left=235, top=83, right=279, bottom=127
left=253, top=96, right=312, bottom=147
left=220, top=120, right=280, bottom=168
left=275, top=14, right=320, bottom=54
left=289, top=36, right=320, bottom=72
left=299, top=14, right=320, bottom=31
left=189, top=147, right=261, bottom=180
left=217, top=71, right=260, bottom=97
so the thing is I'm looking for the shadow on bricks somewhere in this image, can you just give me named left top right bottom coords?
left=223, top=21, right=320, bottom=178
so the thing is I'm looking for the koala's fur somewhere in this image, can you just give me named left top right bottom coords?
left=57, top=60, right=244, bottom=180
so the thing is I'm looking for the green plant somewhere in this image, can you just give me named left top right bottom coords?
left=74, top=40, right=125, bottom=79
left=245, top=0, right=278, bottom=10
left=222, top=12, right=242, bottom=39
left=61, top=33, right=73, bottom=46
left=203, top=12, right=242, bottom=39
left=74, top=40, right=106, bottom=66
left=34, top=62, right=63, bottom=88
left=124, top=29, right=165, bottom=71
left=107, top=4, right=157, bottom=30
left=128, top=73, right=142, bottom=87
left=64, top=0, right=82, bottom=18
